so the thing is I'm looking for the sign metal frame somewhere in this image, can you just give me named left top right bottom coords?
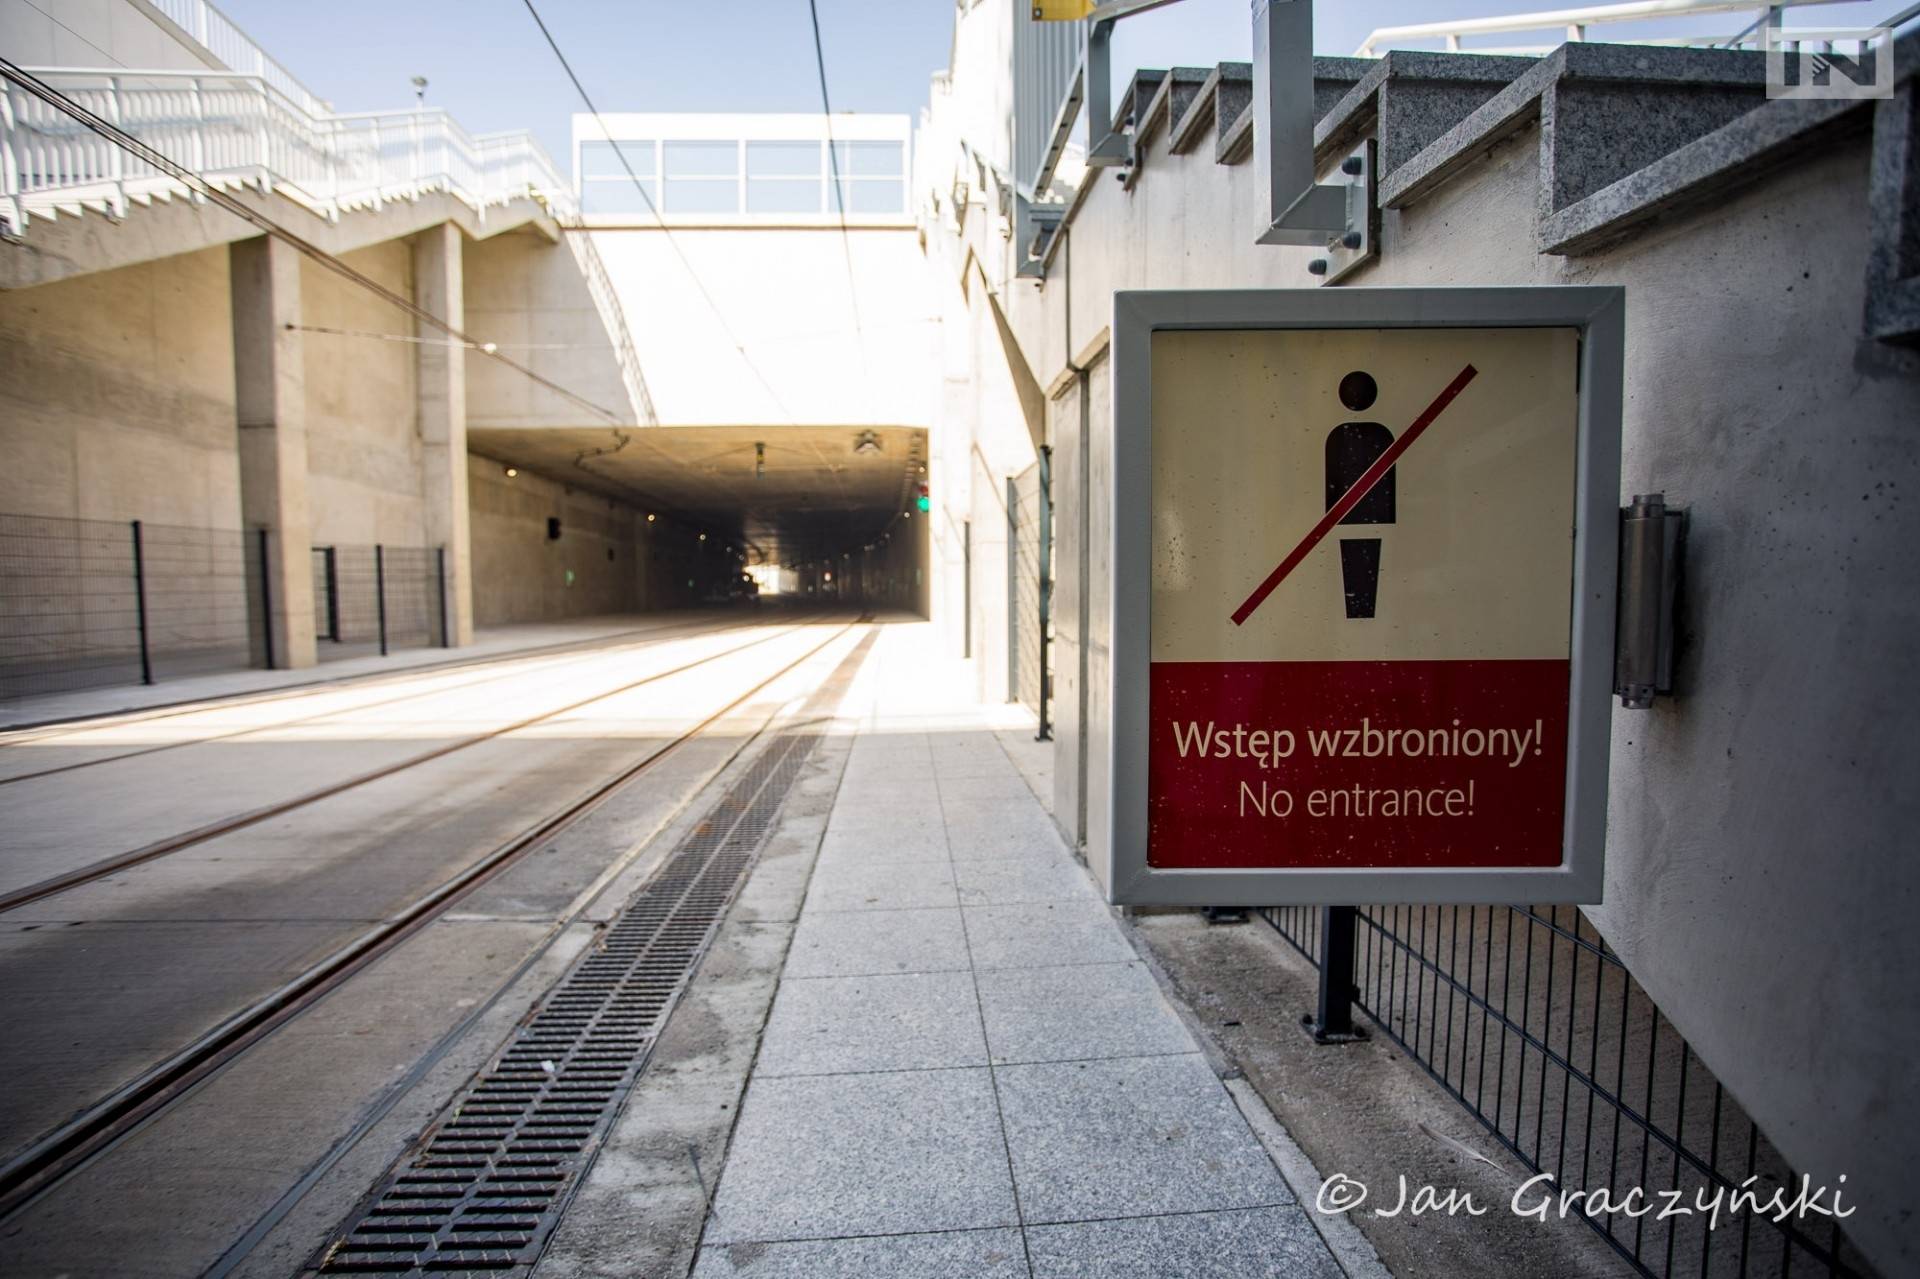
left=1108, top=286, right=1625, bottom=907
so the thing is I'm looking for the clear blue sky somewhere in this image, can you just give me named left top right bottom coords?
left=216, top=0, right=1902, bottom=166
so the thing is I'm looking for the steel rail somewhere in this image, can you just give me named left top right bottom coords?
left=0, top=612, right=758, bottom=740
left=0, top=616, right=823, bottom=915
left=0, top=617, right=868, bottom=1223
left=0, top=613, right=778, bottom=787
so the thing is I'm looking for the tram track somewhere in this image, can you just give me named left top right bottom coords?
left=0, top=612, right=772, bottom=786
left=0, top=614, right=738, bottom=737
left=0, top=615, right=870, bottom=1225
left=0, top=615, right=827, bottom=916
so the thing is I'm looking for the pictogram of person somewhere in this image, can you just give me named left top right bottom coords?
left=1325, top=371, right=1393, bottom=619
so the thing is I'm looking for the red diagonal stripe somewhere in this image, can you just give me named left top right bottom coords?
left=1229, top=362, right=1479, bottom=627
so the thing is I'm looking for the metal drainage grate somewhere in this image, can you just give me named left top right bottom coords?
left=313, top=728, right=823, bottom=1275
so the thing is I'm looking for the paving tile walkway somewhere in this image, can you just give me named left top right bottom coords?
left=689, top=629, right=1352, bottom=1278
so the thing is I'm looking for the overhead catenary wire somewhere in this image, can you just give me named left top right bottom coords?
left=0, top=56, right=631, bottom=429
left=290, top=323, right=592, bottom=351
left=804, top=0, right=916, bottom=567
left=518, top=0, right=800, bottom=426
left=805, top=0, right=867, bottom=346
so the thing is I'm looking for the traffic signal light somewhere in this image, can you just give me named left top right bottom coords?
left=916, top=482, right=930, bottom=513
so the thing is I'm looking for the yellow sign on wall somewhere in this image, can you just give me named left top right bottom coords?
left=1031, top=0, right=1094, bottom=20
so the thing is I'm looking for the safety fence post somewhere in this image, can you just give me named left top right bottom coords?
left=323, top=547, right=339, bottom=642
left=1035, top=444, right=1054, bottom=742
left=257, top=526, right=275, bottom=670
left=437, top=546, right=450, bottom=648
left=375, top=543, right=389, bottom=657
left=1006, top=476, right=1019, bottom=702
left=131, top=520, right=153, bottom=685
left=962, top=520, right=972, bottom=660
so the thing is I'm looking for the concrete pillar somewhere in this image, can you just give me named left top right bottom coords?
left=413, top=223, right=474, bottom=645
left=230, top=235, right=317, bottom=669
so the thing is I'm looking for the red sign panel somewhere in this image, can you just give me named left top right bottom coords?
left=1147, top=659, right=1570, bottom=869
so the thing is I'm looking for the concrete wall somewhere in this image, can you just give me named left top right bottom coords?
left=0, top=0, right=215, bottom=72
left=0, top=246, right=240, bottom=527
left=925, top=239, right=1046, bottom=703
left=300, top=244, right=429, bottom=549
left=919, top=15, right=1920, bottom=1274
left=467, top=454, right=717, bottom=625
left=1048, top=372, right=1087, bottom=845
left=464, top=228, right=633, bottom=433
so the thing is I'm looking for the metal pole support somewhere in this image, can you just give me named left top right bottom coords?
left=1035, top=444, right=1054, bottom=743
left=257, top=526, right=275, bottom=671
left=436, top=546, right=450, bottom=648
left=375, top=544, right=389, bottom=657
left=130, top=520, right=152, bottom=686
left=324, top=547, right=339, bottom=642
left=1007, top=475, right=1020, bottom=702
left=1304, top=905, right=1368, bottom=1044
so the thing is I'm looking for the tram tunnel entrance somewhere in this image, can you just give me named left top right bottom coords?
left=464, top=424, right=931, bottom=625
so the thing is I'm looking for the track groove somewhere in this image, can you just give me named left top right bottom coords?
left=0, top=614, right=766, bottom=787
left=0, top=617, right=819, bottom=915
left=0, top=617, right=868, bottom=1223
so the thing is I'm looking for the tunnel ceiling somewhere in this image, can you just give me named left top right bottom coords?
left=470, top=424, right=926, bottom=566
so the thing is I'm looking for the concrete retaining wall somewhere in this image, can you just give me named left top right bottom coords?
left=301, top=244, right=429, bottom=548
left=0, top=246, right=242, bottom=527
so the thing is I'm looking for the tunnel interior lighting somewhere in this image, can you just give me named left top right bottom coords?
left=505, top=466, right=518, bottom=478
left=646, top=512, right=656, bottom=522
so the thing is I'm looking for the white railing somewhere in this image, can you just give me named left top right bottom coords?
left=1, top=69, right=575, bottom=221
left=565, top=227, right=659, bottom=426
left=146, top=0, right=327, bottom=114
left=1354, top=0, right=1863, bottom=56
left=0, top=66, right=657, bottom=425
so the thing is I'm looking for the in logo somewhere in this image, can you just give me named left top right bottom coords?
left=1764, top=21, right=1893, bottom=100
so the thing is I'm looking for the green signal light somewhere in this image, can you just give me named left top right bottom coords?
left=916, top=495, right=930, bottom=512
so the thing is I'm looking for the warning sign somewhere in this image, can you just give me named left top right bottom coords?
left=1109, top=289, right=1623, bottom=905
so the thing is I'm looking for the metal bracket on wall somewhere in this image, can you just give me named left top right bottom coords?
left=1614, top=493, right=1686, bottom=710
left=1084, top=20, right=1132, bottom=167
left=1254, top=0, right=1349, bottom=247
left=1028, top=0, right=1185, bottom=196
left=1015, top=194, right=1067, bottom=278
left=1304, top=140, right=1378, bottom=286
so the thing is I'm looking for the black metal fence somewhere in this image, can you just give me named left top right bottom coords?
left=0, top=514, right=252, bottom=701
left=308, top=542, right=447, bottom=661
left=1260, top=904, right=1874, bottom=1279
left=0, top=516, right=449, bottom=703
